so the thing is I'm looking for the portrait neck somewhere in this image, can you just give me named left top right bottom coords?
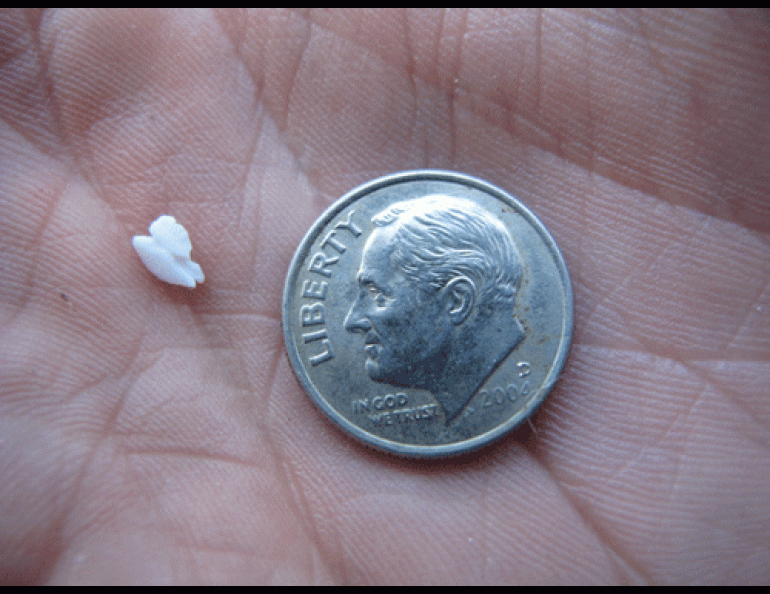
left=433, top=312, right=525, bottom=423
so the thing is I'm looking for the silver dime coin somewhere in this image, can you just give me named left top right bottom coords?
left=283, top=170, right=572, bottom=457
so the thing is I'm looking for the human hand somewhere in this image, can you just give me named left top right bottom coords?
left=1, top=9, right=768, bottom=584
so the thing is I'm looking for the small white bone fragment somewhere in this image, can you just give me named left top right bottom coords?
left=132, top=215, right=205, bottom=288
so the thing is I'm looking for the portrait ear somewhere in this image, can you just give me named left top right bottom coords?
left=445, top=277, right=475, bottom=325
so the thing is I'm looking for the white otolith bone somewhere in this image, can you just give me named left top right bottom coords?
left=132, top=215, right=205, bottom=288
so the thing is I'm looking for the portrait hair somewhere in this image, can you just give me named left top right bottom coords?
left=371, top=195, right=522, bottom=314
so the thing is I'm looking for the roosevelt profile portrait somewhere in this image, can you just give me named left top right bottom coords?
left=344, top=195, right=526, bottom=423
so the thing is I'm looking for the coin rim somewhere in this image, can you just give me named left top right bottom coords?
left=282, top=170, right=573, bottom=457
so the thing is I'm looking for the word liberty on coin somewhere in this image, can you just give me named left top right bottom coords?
left=283, top=171, right=572, bottom=457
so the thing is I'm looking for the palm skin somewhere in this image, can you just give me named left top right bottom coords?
left=1, top=8, right=768, bottom=585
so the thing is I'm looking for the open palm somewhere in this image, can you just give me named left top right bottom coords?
left=2, top=9, right=768, bottom=585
